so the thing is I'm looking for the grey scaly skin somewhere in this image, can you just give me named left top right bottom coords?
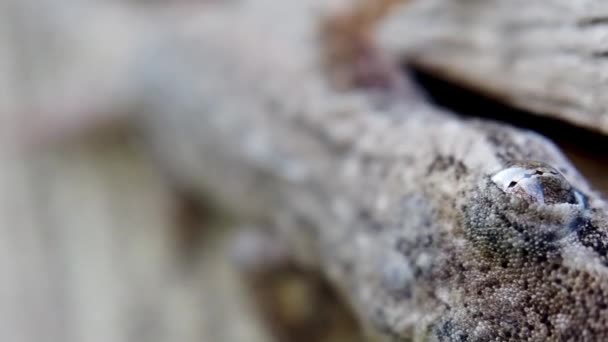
left=12, top=0, right=608, bottom=340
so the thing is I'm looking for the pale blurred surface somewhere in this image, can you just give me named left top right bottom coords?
left=0, top=1, right=274, bottom=341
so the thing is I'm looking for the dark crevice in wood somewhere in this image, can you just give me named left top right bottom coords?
left=578, top=17, right=608, bottom=28
left=591, top=51, right=608, bottom=58
left=409, top=67, right=608, bottom=196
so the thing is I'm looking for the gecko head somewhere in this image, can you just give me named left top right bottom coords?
left=446, top=160, right=608, bottom=340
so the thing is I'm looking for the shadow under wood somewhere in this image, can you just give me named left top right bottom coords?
left=410, top=68, right=608, bottom=197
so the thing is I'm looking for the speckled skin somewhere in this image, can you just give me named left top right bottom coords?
left=452, top=172, right=608, bottom=341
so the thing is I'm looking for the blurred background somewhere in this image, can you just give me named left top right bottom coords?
left=0, top=1, right=367, bottom=341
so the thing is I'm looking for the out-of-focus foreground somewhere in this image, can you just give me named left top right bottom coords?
left=0, top=1, right=368, bottom=341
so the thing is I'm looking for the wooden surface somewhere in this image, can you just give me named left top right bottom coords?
left=377, top=0, right=608, bottom=135
left=1, top=3, right=273, bottom=341
left=0, top=138, right=276, bottom=342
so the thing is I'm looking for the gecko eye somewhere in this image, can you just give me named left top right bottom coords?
left=491, top=161, right=583, bottom=206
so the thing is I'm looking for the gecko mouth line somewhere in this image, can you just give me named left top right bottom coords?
left=408, top=66, right=608, bottom=197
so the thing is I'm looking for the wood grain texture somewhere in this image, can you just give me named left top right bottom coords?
left=377, top=0, right=608, bottom=135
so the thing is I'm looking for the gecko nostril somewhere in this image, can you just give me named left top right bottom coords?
left=491, top=161, right=583, bottom=206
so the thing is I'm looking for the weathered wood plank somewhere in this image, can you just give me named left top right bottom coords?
left=0, top=141, right=275, bottom=342
left=377, top=0, right=608, bottom=134
left=0, top=2, right=273, bottom=341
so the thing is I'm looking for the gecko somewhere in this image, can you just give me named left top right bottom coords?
left=12, top=0, right=608, bottom=340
